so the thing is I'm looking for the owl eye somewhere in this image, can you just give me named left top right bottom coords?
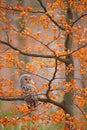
left=24, top=78, right=28, bottom=81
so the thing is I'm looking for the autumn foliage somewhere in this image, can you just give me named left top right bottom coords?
left=0, top=0, right=87, bottom=130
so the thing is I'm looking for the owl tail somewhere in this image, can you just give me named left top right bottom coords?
left=24, top=93, right=38, bottom=108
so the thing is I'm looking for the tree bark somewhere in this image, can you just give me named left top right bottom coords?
left=62, top=1, right=74, bottom=129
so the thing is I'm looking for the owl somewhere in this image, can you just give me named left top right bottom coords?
left=20, top=74, right=38, bottom=108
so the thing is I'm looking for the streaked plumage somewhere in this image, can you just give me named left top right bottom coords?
left=20, top=74, right=38, bottom=108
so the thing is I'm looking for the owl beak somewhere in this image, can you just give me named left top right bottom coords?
left=30, top=80, right=34, bottom=84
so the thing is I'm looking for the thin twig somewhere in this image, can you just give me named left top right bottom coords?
left=0, top=6, right=45, bottom=14
left=13, top=26, right=58, bottom=54
left=37, top=0, right=65, bottom=31
left=70, top=43, right=87, bottom=55
left=46, top=37, right=58, bottom=46
left=46, top=31, right=61, bottom=46
left=12, top=26, right=58, bottom=53
left=75, top=103, right=87, bottom=119
left=24, top=70, right=50, bottom=81
left=9, top=64, right=50, bottom=81
left=46, top=56, right=58, bottom=97
left=72, top=14, right=87, bottom=27
left=25, top=34, right=57, bottom=54
left=30, top=72, right=50, bottom=81
left=0, top=48, right=10, bottom=53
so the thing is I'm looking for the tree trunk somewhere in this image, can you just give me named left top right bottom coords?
left=63, top=1, right=74, bottom=129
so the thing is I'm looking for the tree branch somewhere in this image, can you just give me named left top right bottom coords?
left=0, top=96, right=64, bottom=109
left=0, top=40, right=66, bottom=63
left=23, top=70, right=50, bottom=81
left=75, top=103, right=87, bottom=119
left=25, top=34, right=57, bottom=54
left=12, top=26, right=58, bottom=54
left=0, top=97, right=24, bottom=101
left=37, top=0, right=65, bottom=31
left=29, top=36, right=59, bottom=88
left=0, top=6, right=45, bottom=14
left=72, top=14, right=87, bottom=27
left=47, top=37, right=58, bottom=46
left=70, top=43, right=87, bottom=55
left=46, top=57, right=58, bottom=97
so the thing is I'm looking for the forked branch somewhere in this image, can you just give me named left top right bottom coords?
left=0, top=40, right=66, bottom=63
left=0, top=96, right=64, bottom=109
left=37, top=0, right=65, bottom=31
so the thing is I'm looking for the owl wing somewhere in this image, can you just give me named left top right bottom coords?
left=24, top=93, right=38, bottom=108
left=24, top=84, right=38, bottom=108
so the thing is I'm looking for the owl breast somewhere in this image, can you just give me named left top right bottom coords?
left=24, top=93, right=38, bottom=107
left=21, top=83, right=31, bottom=91
left=20, top=74, right=38, bottom=108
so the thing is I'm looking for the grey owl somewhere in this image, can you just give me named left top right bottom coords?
left=20, top=74, right=38, bottom=108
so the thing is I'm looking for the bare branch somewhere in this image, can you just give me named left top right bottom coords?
left=12, top=27, right=58, bottom=54
left=39, top=98, right=64, bottom=108
left=0, top=40, right=66, bottom=63
left=70, top=43, right=87, bottom=55
left=72, top=14, right=87, bottom=27
left=25, top=34, right=56, bottom=54
left=75, top=103, right=87, bottom=119
left=24, top=70, right=50, bottom=81
left=55, top=77, right=87, bottom=81
left=23, top=28, right=62, bottom=98
left=0, top=96, right=63, bottom=108
left=0, top=6, right=45, bottom=14
left=47, top=37, right=58, bottom=46
left=37, top=0, right=65, bottom=31
left=0, top=97, right=24, bottom=101
left=46, top=31, right=61, bottom=46
left=46, top=57, right=58, bottom=97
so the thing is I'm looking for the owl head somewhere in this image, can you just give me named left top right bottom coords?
left=19, top=74, right=34, bottom=85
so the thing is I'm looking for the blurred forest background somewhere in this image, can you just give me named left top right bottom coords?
left=0, top=0, right=87, bottom=130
